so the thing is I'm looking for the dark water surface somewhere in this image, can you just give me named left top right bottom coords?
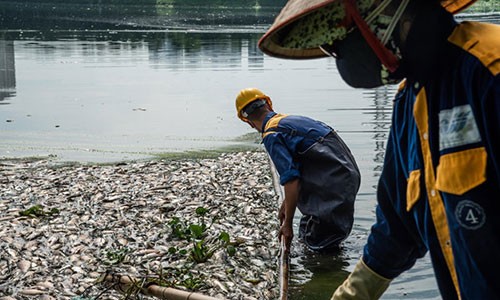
left=1, top=2, right=498, bottom=299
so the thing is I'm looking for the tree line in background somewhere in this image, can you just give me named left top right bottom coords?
left=7, top=0, right=288, bottom=7
left=5, top=0, right=498, bottom=12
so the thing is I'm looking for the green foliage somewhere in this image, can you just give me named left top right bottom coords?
left=179, top=274, right=205, bottom=290
left=226, top=244, right=237, bottom=256
left=168, top=217, right=191, bottom=240
left=219, top=232, right=230, bottom=244
left=168, top=206, right=213, bottom=241
left=190, top=240, right=216, bottom=263
left=9, top=0, right=287, bottom=7
left=19, top=205, right=60, bottom=218
left=166, top=246, right=188, bottom=259
left=166, top=208, right=238, bottom=264
left=189, top=224, right=206, bottom=240
left=218, top=231, right=236, bottom=256
left=103, top=247, right=130, bottom=265
left=195, top=206, right=208, bottom=216
left=148, top=264, right=207, bottom=290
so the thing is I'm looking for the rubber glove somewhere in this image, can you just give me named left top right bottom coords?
left=331, top=258, right=392, bottom=300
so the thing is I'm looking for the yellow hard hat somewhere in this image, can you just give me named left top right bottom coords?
left=235, top=88, right=273, bottom=122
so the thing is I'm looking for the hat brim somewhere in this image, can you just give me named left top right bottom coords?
left=258, top=0, right=478, bottom=59
left=259, top=0, right=337, bottom=59
left=441, top=0, right=477, bottom=14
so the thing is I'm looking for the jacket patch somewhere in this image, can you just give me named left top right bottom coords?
left=455, top=200, right=486, bottom=230
left=439, top=105, right=481, bottom=151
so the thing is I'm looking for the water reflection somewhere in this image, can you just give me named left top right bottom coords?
left=149, top=32, right=264, bottom=70
left=2, top=31, right=265, bottom=71
left=359, top=87, right=439, bottom=299
left=0, top=40, right=16, bottom=102
left=0, top=1, right=285, bottom=33
left=1, top=22, right=333, bottom=163
left=287, top=85, right=440, bottom=299
left=362, top=87, right=394, bottom=180
left=288, top=86, right=396, bottom=300
left=289, top=246, right=351, bottom=300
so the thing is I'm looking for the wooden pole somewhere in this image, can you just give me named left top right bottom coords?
left=268, top=155, right=290, bottom=300
left=280, top=240, right=290, bottom=300
left=102, top=274, right=221, bottom=300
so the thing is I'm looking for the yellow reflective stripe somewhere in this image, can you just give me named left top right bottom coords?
left=413, top=89, right=461, bottom=299
left=397, top=79, right=407, bottom=93
left=262, top=114, right=288, bottom=138
left=448, top=22, right=500, bottom=76
left=406, top=169, right=421, bottom=212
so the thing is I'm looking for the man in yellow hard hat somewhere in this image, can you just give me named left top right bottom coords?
left=258, top=0, right=500, bottom=298
left=236, top=87, right=361, bottom=253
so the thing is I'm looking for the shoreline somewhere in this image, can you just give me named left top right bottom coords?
left=0, top=141, right=264, bottom=168
left=0, top=150, right=281, bottom=300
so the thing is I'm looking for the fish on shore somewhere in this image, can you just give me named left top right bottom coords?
left=0, top=151, right=280, bottom=300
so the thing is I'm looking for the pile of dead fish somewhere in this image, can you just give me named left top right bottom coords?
left=0, top=151, right=280, bottom=300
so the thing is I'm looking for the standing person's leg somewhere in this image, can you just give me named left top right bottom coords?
left=297, top=132, right=361, bottom=251
left=299, top=214, right=348, bottom=251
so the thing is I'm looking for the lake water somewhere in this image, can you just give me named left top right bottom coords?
left=1, top=2, right=498, bottom=299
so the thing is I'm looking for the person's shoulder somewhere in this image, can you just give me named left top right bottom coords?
left=448, top=21, right=500, bottom=76
left=262, top=113, right=288, bottom=139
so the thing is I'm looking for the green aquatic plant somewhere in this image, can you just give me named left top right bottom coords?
left=190, top=240, right=216, bottom=263
left=102, top=247, right=130, bottom=265
left=189, top=230, right=237, bottom=263
left=225, top=244, right=237, bottom=256
left=148, top=265, right=207, bottom=291
left=19, top=205, right=60, bottom=218
left=168, top=217, right=191, bottom=240
left=168, top=206, right=213, bottom=241
left=178, top=272, right=205, bottom=290
left=219, top=231, right=236, bottom=256
left=167, top=208, right=238, bottom=264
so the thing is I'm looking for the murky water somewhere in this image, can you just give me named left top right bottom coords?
left=1, top=2, right=498, bottom=299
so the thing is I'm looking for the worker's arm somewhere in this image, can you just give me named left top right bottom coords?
left=331, top=258, right=391, bottom=300
left=333, top=117, right=428, bottom=299
left=280, top=178, right=300, bottom=253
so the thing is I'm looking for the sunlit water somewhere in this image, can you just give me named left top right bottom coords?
left=1, top=3, right=498, bottom=299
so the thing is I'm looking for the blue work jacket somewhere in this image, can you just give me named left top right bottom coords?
left=363, top=8, right=500, bottom=300
left=261, top=112, right=332, bottom=185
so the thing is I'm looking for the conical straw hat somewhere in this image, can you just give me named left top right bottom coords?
left=258, top=0, right=477, bottom=59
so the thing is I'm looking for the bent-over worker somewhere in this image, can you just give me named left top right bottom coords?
left=235, top=87, right=361, bottom=253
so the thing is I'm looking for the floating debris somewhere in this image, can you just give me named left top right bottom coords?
left=0, top=151, right=280, bottom=299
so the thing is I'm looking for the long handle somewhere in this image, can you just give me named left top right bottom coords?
left=280, top=239, right=290, bottom=300
left=268, top=154, right=291, bottom=300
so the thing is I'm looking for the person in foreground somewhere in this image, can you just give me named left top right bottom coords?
left=235, top=87, right=361, bottom=253
left=258, top=0, right=500, bottom=298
